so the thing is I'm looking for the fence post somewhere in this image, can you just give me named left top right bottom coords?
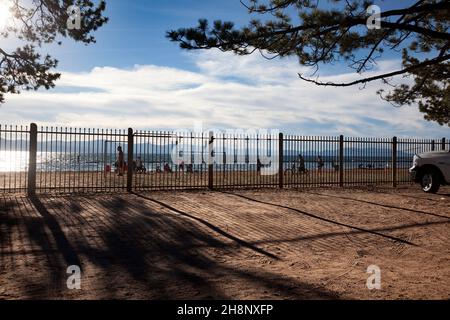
left=442, top=138, right=446, bottom=151
left=431, top=140, right=435, bottom=151
left=208, top=131, right=214, bottom=190
left=27, top=123, right=38, bottom=196
left=279, top=133, right=284, bottom=189
left=127, top=128, right=134, bottom=192
left=339, top=135, right=344, bottom=187
left=392, top=136, right=397, bottom=188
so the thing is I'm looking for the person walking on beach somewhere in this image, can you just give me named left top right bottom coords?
left=316, top=156, right=324, bottom=173
left=117, top=146, right=124, bottom=176
left=257, top=158, right=262, bottom=173
left=331, top=160, right=339, bottom=172
left=298, top=154, right=307, bottom=174
left=179, top=160, right=185, bottom=172
left=135, top=156, right=146, bottom=173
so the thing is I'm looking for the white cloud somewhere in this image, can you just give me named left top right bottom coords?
left=0, top=49, right=448, bottom=138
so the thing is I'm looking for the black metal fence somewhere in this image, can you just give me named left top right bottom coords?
left=34, top=126, right=129, bottom=193
left=0, top=125, right=30, bottom=193
left=0, top=123, right=448, bottom=194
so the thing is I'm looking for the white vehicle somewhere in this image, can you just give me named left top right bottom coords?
left=409, top=150, right=450, bottom=193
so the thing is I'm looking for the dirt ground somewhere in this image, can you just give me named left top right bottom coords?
left=0, top=186, right=449, bottom=300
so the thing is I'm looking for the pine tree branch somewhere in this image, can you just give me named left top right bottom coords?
left=298, top=54, right=450, bottom=87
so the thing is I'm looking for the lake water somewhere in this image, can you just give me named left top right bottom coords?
left=0, top=151, right=407, bottom=173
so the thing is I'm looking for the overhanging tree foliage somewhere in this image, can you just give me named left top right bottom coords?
left=168, top=0, right=450, bottom=126
left=0, top=0, right=107, bottom=103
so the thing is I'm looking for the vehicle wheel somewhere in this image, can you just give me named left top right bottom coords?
left=420, top=169, right=440, bottom=193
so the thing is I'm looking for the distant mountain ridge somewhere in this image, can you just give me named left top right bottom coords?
left=0, top=139, right=425, bottom=158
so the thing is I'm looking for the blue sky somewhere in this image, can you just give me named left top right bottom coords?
left=48, top=0, right=418, bottom=72
left=1, top=0, right=449, bottom=138
left=47, top=0, right=253, bottom=72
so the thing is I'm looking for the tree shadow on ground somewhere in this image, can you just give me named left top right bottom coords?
left=0, top=195, right=82, bottom=295
left=305, top=191, right=450, bottom=220
left=221, top=191, right=418, bottom=246
left=0, top=194, right=340, bottom=299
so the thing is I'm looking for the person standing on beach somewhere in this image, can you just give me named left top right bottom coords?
left=257, top=158, right=262, bottom=173
left=179, top=160, right=185, bottom=172
left=316, top=156, right=324, bottom=173
left=117, top=146, right=124, bottom=176
left=298, top=154, right=307, bottom=174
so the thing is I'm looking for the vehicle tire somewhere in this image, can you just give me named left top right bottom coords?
left=420, top=169, right=440, bottom=193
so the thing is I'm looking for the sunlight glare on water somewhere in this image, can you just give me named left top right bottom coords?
left=0, top=151, right=29, bottom=172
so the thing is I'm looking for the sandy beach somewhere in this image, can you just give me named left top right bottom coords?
left=0, top=168, right=414, bottom=193
left=1, top=186, right=449, bottom=299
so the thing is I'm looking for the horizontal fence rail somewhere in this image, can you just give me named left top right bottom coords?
left=0, top=123, right=448, bottom=194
